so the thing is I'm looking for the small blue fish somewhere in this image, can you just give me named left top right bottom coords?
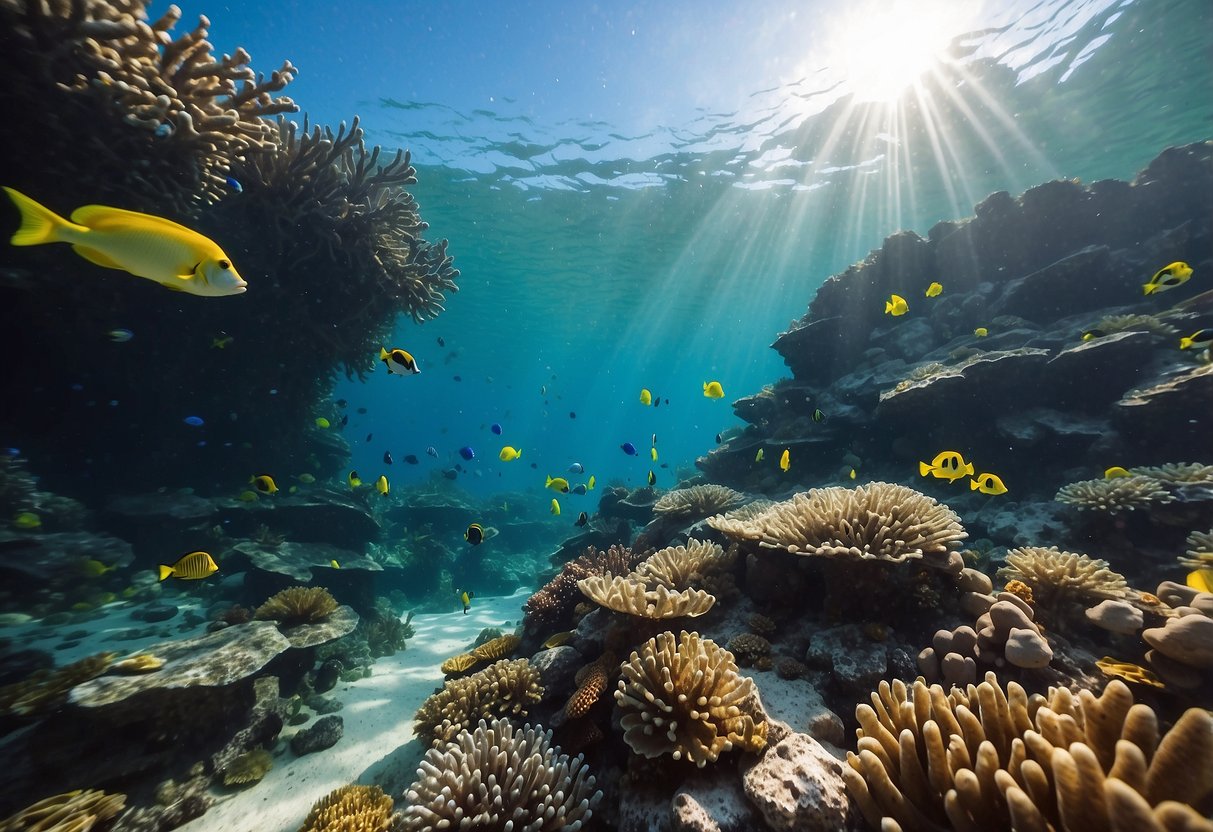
left=426, top=447, right=438, bottom=458
left=154, top=123, right=172, bottom=138
left=568, top=462, right=585, bottom=474
left=571, top=484, right=587, bottom=495
left=183, top=416, right=205, bottom=427
left=491, top=423, right=502, bottom=435
left=108, top=328, right=134, bottom=343
left=225, top=176, right=243, bottom=193
left=459, top=446, right=475, bottom=461
left=621, top=442, right=638, bottom=456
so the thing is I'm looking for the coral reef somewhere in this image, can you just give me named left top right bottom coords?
left=633, top=539, right=737, bottom=591
left=439, top=654, right=479, bottom=675
left=1055, top=476, right=1176, bottom=512
left=842, top=672, right=1213, bottom=831
left=726, top=633, right=772, bottom=667
left=254, top=587, right=339, bottom=625
left=469, top=633, right=520, bottom=662
left=401, top=718, right=601, bottom=832
left=0, top=652, right=116, bottom=717
left=0, top=789, right=126, bottom=832
left=577, top=572, right=716, bottom=619
left=298, top=784, right=398, bottom=832
left=221, top=748, right=273, bottom=786
left=652, top=484, right=748, bottom=521
left=413, top=658, right=543, bottom=747
left=523, top=544, right=649, bottom=632
left=563, top=652, right=616, bottom=719
left=615, top=630, right=767, bottom=767
left=1181, top=528, right=1213, bottom=570
left=999, top=546, right=1129, bottom=608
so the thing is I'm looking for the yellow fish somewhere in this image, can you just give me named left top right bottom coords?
left=755, top=448, right=764, bottom=462
left=375, top=475, right=389, bottom=495
left=849, top=468, right=857, bottom=480
left=250, top=475, right=278, bottom=494
left=974, top=327, right=988, bottom=337
left=1142, top=261, right=1192, bottom=295
left=348, top=470, right=362, bottom=488
left=379, top=346, right=420, bottom=375
left=297, top=473, right=316, bottom=483
left=158, top=550, right=218, bottom=581
left=458, top=589, right=474, bottom=614
left=12, top=511, right=41, bottom=530
left=587, top=475, right=596, bottom=490
left=650, top=446, right=658, bottom=462
left=780, top=449, right=790, bottom=472
left=545, top=475, right=570, bottom=493
left=925, top=282, right=943, bottom=298
left=550, top=498, right=561, bottom=516
left=919, top=451, right=974, bottom=482
left=884, top=294, right=908, bottom=316
left=1104, top=466, right=1131, bottom=479
left=639, top=388, right=652, bottom=406
left=330, top=559, right=341, bottom=569
left=288, top=485, right=298, bottom=494
left=647, top=470, right=656, bottom=486
left=315, top=417, right=331, bottom=429
left=970, top=472, right=1008, bottom=495
left=80, top=558, right=115, bottom=577
left=237, top=490, right=259, bottom=502
left=703, top=381, right=725, bottom=398
left=499, top=446, right=522, bottom=461
left=1179, top=329, right=1213, bottom=350
left=542, top=631, right=574, bottom=649
left=4, top=187, right=247, bottom=296
left=1187, top=569, right=1213, bottom=594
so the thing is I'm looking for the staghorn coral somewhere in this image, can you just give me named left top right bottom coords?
left=414, top=658, right=543, bottom=748
left=401, top=718, right=600, bottom=832
left=634, top=538, right=736, bottom=591
left=842, top=672, right=1213, bottom=832
left=1181, top=528, right=1213, bottom=570
left=708, top=482, right=966, bottom=568
left=0, top=789, right=126, bottom=832
left=440, top=654, right=479, bottom=675
left=298, top=784, right=398, bottom=832
left=727, top=633, right=772, bottom=668
left=524, top=544, right=650, bottom=631
left=469, top=633, right=520, bottom=662
left=653, top=484, right=748, bottom=521
left=221, top=748, right=273, bottom=786
left=999, top=546, right=1129, bottom=608
left=254, top=586, right=338, bottom=625
left=577, top=572, right=716, bottom=619
left=1055, top=476, right=1175, bottom=512
left=615, top=630, right=767, bottom=767
left=0, top=652, right=116, bottom=717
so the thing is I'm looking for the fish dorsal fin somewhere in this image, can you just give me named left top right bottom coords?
left=71, top=204, right=196, bottom=235
left=71, top=244, right=124, bottom=270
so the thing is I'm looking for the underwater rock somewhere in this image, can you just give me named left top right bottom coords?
left=0, top=531, right=134, bottom=591
left=132, top=602, right=178, bottom=623
left=211, top=676, right=285, bottom=777
left=804, top=624, right=887, bottom=696
left=528, top=645, right=581, bottom=705
left=276, top=605, right=359, bottom=649
left=670, top=768, right=758, bottom=832
left=232, top=540, right=379, bottom=582
left=220, top=488, right=381, bottom=549
left=1116, top=364, right=1213, bottom=454
left=69, top=621, right=291, bottom=709
left=313, top=658, right=342, bottom=693
left=1043, top=329, right=1155, bottom=407
left=290, top=713, right=343, bottom=755
left=741, top=732, right=856, bottom=832
left=876, top=348, right=1051, bottom=425
left=995, top=245, right=1128, bottom=323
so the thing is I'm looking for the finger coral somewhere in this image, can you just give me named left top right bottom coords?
left=634, top=538, right=737, bottom=591
left=1055, top=475, right=1175, bottom=511
left=707, top=482, right=966, bottom=568
left=298, top=784, right=398, bottom=832
left=254, top=586, right=339, bottom=625
left=615, top=630, right=767, bottom=767
left=523, top=544, right=650, bottom=631
left=414, top=658, right=543, bottom=747
left=577, top=572, right=716, bottom=619
left=843, top=672, right=1213, bottom=831
left=0, top=788, right=126, bottom=832
left=653, top=484, right=748, bottom=521
left=401, top=718, right=601, bottom=832
left=999, top=546, right=1129, bottom=606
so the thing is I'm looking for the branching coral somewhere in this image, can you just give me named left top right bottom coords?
left=634, top=539, right=736, bottom=591
left=653, top=484, right=748, bottom=521
left=401, top=718, right=601, bottom=832
left=999, top=546, right=1129, bottom=607
left=1131, top=463, right=1213, bottom=486
left=0, top=652, right=116, bottom=717
left=0, top=789, right=127, bottom=832
left=414, top=658, right=543, bottom=747
left=254, top=586, right=338, bottom=625
left=577, top=572, right=716, bottom=619
left=298, top=784, right=398, bottom=832
left=1181, top=528, right=1213, bottom=570
left=615, top=630, right=767, bottom=767
left=708, top=482, right=966, bottom=569
left=523, top=544, right=650, bottom=632
left=842, top=672, right=1213, bottom=831
left=1055, top=476, right=1175, bottom=511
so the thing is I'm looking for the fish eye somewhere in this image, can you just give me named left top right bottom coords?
left=219, top=259, right=230, bottom=270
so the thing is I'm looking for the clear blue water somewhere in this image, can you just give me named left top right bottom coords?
left=191, top=0, right=1209, bottom=503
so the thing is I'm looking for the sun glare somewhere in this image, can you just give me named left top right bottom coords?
left=830, top=1, right=963, bottom=103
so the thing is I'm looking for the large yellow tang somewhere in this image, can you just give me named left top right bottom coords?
left=3, top=187, right=247, bottom=297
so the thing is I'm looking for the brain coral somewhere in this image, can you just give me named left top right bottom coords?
left=653, top=484, right=748, bottom=520
left=708, top=482, right=965, bottom=567
left=401, top=718, right=601, bottom=832
left=1054, top=476, right=1175, bottom=512
left=843, top=672, right=1213, bottom=832
left=615, top=630, right=767, bottom=767
left=999, top=546, right=1129, bottom=606
left=413, top=658, right=543, bottom=747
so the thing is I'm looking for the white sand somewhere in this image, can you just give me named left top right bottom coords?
left=176, top=589, right=530, bottom=832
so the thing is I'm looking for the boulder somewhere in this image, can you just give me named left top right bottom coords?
left=290, top=714, right=343, bottom=755
left=218, top=488, right=380, bottom=549
left=741, top=732, right=856, bottom=831
left=671, top=768, right=758, bottom=832
left=276, top=605, right=359, bottom=649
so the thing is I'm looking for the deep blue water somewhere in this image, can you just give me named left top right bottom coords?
left=185, top=0, right=1210, bottom=504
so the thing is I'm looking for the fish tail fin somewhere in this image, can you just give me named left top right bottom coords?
left=4, top=187, right=78, bottom=246
left=918, top=461, right=931, bottom=477
left=885, top=301, right=893, bottom=313
left=970, top=478, right=980, bottom=491
left=1143, top=283, right=1155, bottom=295
left=1180, top=337, right=1192, bottom=350
left=379, top=346, right=389, bottom=360
left=158, top=564, right=173, bottom=581
left=545, top=475, right=552, bottom=487
left=965, top=463, right=975, bottom=477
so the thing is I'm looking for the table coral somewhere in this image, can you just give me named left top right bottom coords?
left=577, top=572, right=716, bottom=619
left=615, top=630, right=767, bottom=768
left=401, top=718, right=601, bottom=832
left=843, top=672, right=1213, bottom=831
left=999, top=546, right=1129, bottom=607
left=1054, top=476, right=1175, bottom=512
left=653, top=484, right=748, bottom=521
left=413, top=658, right=543, bottom=747
left=634, top=538, right=737, bottom=591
